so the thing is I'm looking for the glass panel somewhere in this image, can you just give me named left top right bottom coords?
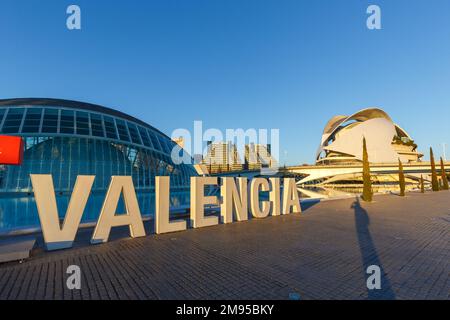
left=90, top=113, right=105, bottom=137
left=1, top=108, right=25, bottom=134
left=148, top=130, right=162, bottom=151
left=76, top=111, right=90, bottom=136
left=138, top=126, right=153, bottom=148
left=21, top=108, right=42, bottom=133
left=103, top=116, right=118, bottom=139
left=60, top=110, right=74, bottom=134
left=159, top=136, right=171, bottom=154
left=42, top=108, right=58, bottom=133
left=127, top=122, right=142, bottom=145
left=0, top=109, right=6, bottom=128
left=115, top=119, right=130, bottom=142
left=165, top=139, right=176, bottom=156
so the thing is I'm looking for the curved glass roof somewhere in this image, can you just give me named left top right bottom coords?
left=0, top=98, right=177, bottom=156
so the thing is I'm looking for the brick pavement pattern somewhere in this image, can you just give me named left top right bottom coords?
left=0, top=192, right=449, bottom=300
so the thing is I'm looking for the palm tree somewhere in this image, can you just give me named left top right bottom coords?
left=440, top=157, right=449, bottom=190
left=430, top=147, right=439, bottom=192
left=398, top=159, right=405, bottom=196
left=362, top=137, right=373, bottom=202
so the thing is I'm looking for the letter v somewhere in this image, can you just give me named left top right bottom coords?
left=30, top=174, right=95, bottom=251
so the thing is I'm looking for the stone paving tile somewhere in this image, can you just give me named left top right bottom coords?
left=0, top=192, right=448, bottom=300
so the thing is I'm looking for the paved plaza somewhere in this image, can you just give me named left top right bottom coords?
left=0, top=192, right=449, bottom=300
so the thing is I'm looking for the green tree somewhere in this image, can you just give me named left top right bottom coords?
left=362, top=137, right=373, bottom=202
left=398, top=159, right=405, bottom=196
left=440, top=157, right=449, bottom=190
left=420, top=175, right=425, bottom=193
left=430, top=147, right=439, bottom=192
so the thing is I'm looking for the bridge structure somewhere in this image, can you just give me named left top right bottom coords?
left=285, top=162, right=450, bottom=186
left=197, top=162, right=450, bottom=189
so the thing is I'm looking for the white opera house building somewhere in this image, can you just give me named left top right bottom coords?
left=287, top=108, right=449, bottom=187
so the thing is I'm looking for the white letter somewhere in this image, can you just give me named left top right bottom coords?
left=250, top=178, right=271, bottom=219
left=367, top=265, right=382, bottom=290
left=66, top=265, right=81, bottom=290
left=31, top=174, right=94, bottom=251
left=282, top=178, right=302, bottom=215
left=66, top=5, right=81, bottom=30
left=220, top=177, right=248, bottom=224
left=203, top=128, right=223, bottom=159
left=190, top=177, right=219, bottom=228
left=366, top=5, right=381, bottom=30
left=225, top=128, right=258, bottom=166
left=91, top=176, right=146, bottom=244
left=171, top=128, right=192, bottom=165
left=193, top=121, right=204, bottom=159
left=269, top=178, right=281, bottom=216
left=155, top=176, right=187, bottom=234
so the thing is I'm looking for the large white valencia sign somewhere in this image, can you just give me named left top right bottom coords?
left=30, top=175, right=301, bottom=251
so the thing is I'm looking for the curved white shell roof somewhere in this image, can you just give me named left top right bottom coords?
left=317, top=108, right=416, bottom=163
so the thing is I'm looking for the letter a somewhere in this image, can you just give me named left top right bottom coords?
left=66, top=265, right=81, bottom=290
left=66, top=5, right=81, bottom=30
left=366, top=5, right=381, bottom=30
left=282, top=178, right=302, bottom=215
left=366, top=265, right=382, bottom=290
left=31, top=174, right=95, bottom=251
left=91, top=176, right=146, bottom=244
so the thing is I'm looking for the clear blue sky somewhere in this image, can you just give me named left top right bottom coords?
left=1, top=0, right=450, bottom=165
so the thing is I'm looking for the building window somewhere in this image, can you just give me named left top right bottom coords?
left=127, top=122, right=142, bottom=145
left=60, top=110, right=75, bottom=134
left=0, top=109, right=6, bottom=128
left=103, top=116, right=118, bottom=139
left=148, top=130, right=162, bottom=152
left=115, top=119, right=130, bottom=142
left=42, top=108, right=59, bottom=133
left=22, top=108, right=43, bottom=133
left=1, top=108, right=25, bottom=133
left=138, top=126, right=153, bottom=148
left=90, top=113, right=105, bottom=137
left=76, top=111, right=90, bottom=136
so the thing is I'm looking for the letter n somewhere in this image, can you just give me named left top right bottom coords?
left=30, top=174, right=95, bottom=251
left=220, top=177, right=248, bottom=224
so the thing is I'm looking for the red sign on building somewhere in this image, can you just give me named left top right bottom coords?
left=0, top=136, right=24, bottom=165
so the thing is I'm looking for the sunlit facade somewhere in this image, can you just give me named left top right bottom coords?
left=316, top=108, right=423, bottom=165
left=289, top=108, right=429, bottom=186
left=202, top=142, right=278, bottom=174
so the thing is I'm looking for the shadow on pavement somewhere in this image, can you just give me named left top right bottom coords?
left=352, top=197, right=396, bottom=300
left=301, top=199, right=321, bottom=212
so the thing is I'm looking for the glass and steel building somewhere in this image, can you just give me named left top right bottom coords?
left=0, top=98, right=197, bottom=232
